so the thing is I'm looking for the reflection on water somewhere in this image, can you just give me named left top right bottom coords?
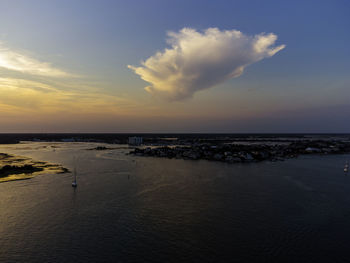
left=0, top=142, right=350, bottom=262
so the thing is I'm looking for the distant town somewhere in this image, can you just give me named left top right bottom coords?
left=1, top=133, right=349, bottom=164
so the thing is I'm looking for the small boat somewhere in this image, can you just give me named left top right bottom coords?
left=344, top=161, right=349, bottom=173
left=72, top=167, right=77, bottom=187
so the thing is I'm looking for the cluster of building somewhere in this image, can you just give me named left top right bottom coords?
left=128, top=136, right=143, bottom=145
left=129, top=140, right=350, bottom=163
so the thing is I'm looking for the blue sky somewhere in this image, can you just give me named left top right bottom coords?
left=0, top=0, right=349, bottom=132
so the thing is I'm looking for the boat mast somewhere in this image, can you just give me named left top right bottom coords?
left=74, top=166, right=77, bottom=183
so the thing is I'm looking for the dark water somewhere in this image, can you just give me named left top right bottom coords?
left=0, top=142, right=350, bottom=262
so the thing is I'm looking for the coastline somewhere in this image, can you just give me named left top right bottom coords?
left=129, top=139, right=350, bottom=164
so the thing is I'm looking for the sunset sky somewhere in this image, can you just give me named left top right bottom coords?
left=0, top=0, right=349, bottom=132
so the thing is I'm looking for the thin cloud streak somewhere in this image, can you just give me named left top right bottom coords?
left=0, top=42, right=73, bottom=77
left=0, top=77, right=134, bottom=114
left=129, top=27, right=285, bottom=100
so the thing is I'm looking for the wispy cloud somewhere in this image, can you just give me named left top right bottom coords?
left=129, top=27, right=285, bottom=100
left=0, top=42, right=73, bottom=77
left=0, top=77, right=133, bottom=114
left=0, top=43, right=140, bottom=118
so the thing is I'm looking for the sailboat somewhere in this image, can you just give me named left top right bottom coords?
left=345, top=161, right=349, bottom=173
left=72, top=166, right=77, bottom=187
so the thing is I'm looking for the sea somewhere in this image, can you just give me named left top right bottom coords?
left=0, top=141, right=350, bottom=262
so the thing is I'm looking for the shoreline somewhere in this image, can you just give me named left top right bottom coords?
left=129, top=139, right=350, bottom=164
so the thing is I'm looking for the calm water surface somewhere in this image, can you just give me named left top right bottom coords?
left=0, top=142, right=350, bottom=262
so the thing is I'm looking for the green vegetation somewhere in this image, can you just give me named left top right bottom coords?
left=0, top=153, right=69, bottom=183
left=0, top=165, right=43, bottom=178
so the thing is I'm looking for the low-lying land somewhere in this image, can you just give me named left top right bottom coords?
left=0, top=153, right=69, bottom=183
left=1, top=133, right=349, bottom=145
left=129, top=140, right=350, bottom=163
left=86, top=146, right=130, bottom=151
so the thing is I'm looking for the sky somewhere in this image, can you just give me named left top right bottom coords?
left=0, top=0, right=349, bottom=133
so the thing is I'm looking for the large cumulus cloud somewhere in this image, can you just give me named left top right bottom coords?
left=128, top=27, right=285, bottom=100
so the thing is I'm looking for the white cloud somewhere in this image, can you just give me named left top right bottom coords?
left=128, top=27, right=285, bottom=100
left=0, top=42, right=72, bottom=77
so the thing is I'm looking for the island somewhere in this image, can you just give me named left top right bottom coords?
left=129, top=139, right=350, bottom=163
left=0, top=153, right=69, bottom=183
